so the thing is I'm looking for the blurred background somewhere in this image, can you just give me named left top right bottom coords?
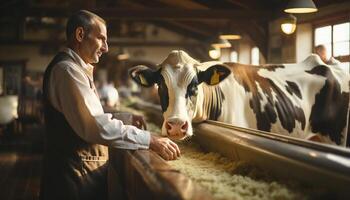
left=0, top=0, right=349, bottom=199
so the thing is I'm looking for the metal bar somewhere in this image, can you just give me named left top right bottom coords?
left=193, top=122, right=350, bottom=197
left=205, top=120, right=350, bottom=157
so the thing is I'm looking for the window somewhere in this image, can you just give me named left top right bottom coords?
left=314, top=22, right=350, bottom=72
left=251, top=47, right=259, bottom=65
left=230, top=51, right=238, bottom=62
left=314, top=26, right=332, bottom=58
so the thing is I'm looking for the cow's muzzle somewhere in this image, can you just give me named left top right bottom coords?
left=165, top=117, right=188, bottom=140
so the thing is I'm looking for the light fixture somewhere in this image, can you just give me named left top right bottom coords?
left=219, top=30, right=241, bottom=40
left=284, top=0, right=317, bottom=14
left=219, top=34, right=241, bottom=40
left=219, top=24, right=242, bottom=40
left=211, top=38, right=231, bottom=49
left=281, top=14, right=297, bottom=35
left=208, top=46, right=221, bottom=59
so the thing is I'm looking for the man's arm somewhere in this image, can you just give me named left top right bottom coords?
left=49, top=62, right=180, bottom=160
left=50, top=62, right=149, bottom=149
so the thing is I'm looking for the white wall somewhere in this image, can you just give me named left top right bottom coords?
left=296, top=23, right=313, bottom=62
left=0, top=45, right=54, bottom=71
left=238, top=40, right=251, bottom=64
left=219, top=48, right=231, bottom=62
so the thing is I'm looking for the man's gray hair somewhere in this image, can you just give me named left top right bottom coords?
left=66, top=10, right=106, bottom=41
left=314, top=44, right=326, bottom=53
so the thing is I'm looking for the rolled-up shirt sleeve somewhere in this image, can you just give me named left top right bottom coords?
left=49, top=61, right=150, bottom=150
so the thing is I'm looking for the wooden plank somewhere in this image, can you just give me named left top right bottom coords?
left=109, top=148, right=212, bottom=200
left=3, top=7, right=271, bottom=20
left=0, top=39, right=203, bottom=47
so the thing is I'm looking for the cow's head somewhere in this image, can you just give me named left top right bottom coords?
left=129, top=50, right=230, bottom=140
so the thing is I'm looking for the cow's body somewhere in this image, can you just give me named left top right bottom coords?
left=130, top=50, right=350, bottom=146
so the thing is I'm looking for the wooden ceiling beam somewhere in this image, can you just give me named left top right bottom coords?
left=224, top=0, right=261, bottom=9
left=0, top=39, right=203, bottom=47
left=114, top=0, right=216, bottom=41
left=151, top=21, right=212, bottom=40
left=152, top=0, right=208, bottom=9
left=1, top=7, right=271, bottom=20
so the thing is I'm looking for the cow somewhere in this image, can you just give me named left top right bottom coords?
left=129, top=50, right=350, bottom=146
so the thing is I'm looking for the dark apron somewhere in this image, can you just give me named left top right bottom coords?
left=40, top=52, right=109, bottom=200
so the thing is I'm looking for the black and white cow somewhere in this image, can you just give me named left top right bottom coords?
left=130, top=50, right=350, bottom=146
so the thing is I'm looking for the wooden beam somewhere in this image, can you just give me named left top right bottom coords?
left=114, top=0, right=216, bottom=41
left=1, top=7, right=271, bottom=20
left=153, top=0, right=208, bottom=9
left=224, top=0, right=261, bottom=9
left=151, top=21, right=210, bottom=41
left=0, top=39, right=203, bottom=47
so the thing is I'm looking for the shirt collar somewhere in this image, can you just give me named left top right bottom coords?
left=63, top=48, right=95, bottom=79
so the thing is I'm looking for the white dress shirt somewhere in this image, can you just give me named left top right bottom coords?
left=48, top=48, right=150, bottom=150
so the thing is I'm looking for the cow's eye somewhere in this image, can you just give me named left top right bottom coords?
left=188, top=87, right=197, bottom=97
left=192, top=88, right=198, bottom=96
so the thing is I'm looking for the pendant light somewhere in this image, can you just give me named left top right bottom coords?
left=281, top=14, right=297, bottom=35
left=208, top=46, right=221, bottom=59
left=284, top=0, right=318, bottom=14
left=211, top=37, right=231, bottom=49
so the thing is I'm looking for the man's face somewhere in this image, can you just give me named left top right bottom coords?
left=316, top=48, right=329, bottom=63
left=80, top=20, right=108, bottom=64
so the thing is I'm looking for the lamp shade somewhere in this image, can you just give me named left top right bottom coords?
left=281, top=14, right=297, bottom=34
left=219, top=34, right=241, bottom=40
left=211, top=38, right=231, bottom=48
left=208, top=46, right=221, bottom=59
left=284, top=0, right=317, bottom=14
left=219, top=30, right=241, bottom=40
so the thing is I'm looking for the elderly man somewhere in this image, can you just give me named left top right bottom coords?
left=40, top=10, right=180, bottom=200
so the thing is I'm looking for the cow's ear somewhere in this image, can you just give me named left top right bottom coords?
left=197, top=64, right=231, bottom=85
left=129, top=65, right=159, bottom=87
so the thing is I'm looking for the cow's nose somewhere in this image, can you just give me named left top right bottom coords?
left=165, top=118, right=188, bottom=137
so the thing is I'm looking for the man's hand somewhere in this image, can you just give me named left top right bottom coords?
left=149, top=134, right=181, bottom=160
left=132, top=114, right=147, bottom=130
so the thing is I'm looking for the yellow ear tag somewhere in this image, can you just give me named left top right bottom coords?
left=139, top=74, right=148, bottom=85
left=210, top=69, right=220, bottom=85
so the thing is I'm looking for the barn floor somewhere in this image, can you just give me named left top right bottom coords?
left=0, top=124, right=43, bottom=200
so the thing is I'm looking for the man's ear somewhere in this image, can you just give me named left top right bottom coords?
left=197, top=64, right=231, bottom=85
left=75, top=27, right=85, bottom=42
left=129, top=65, right=159, bottom=87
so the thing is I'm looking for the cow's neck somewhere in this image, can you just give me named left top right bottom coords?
left=192, top=84, right=225, bottom=122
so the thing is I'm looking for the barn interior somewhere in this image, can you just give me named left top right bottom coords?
left=0, top=0, right=350, bottom=199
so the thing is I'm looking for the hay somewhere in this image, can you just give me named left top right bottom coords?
left=169, top=141, right=309, bottom=200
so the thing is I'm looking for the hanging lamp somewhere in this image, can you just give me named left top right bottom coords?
left=281, top=14, right=297, bottom=34
left=208, top=46, right=221, bottom=59
left=284, top=0, right=317, bottom=14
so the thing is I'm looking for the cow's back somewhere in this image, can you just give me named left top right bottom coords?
left=212, top=55, right=350, bottom=146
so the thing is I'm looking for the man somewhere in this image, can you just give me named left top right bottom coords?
left=314, top=44, right=341, bottom=65
left=40, top=10, right=180, bottom=200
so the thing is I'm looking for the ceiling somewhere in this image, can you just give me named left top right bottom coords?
left=0, top=0, right=348, bottom=59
